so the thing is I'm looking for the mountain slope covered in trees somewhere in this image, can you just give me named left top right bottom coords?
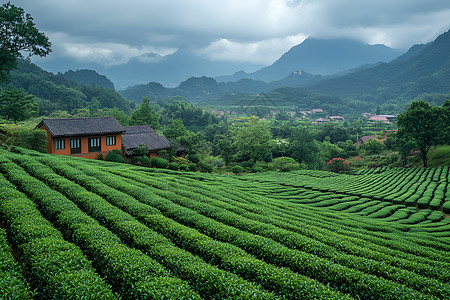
left=2, top=60, right=134, bottom=115
left=310, top=29, right=450, bottom=103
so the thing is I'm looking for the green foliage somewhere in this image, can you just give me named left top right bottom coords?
left=129, top=97, right=160, bottom=129
left=157, top=97, right=219, bottom=130
left=1, top=125, right=47, bottom=150
left=198, top=161, right=213, bottom=173
left=397, top=100, right=447, bottom=167
left=104, top=150, right=126, bottom=163
left=187, top=153, right=201, bottom=164
left=133, top=143, right=149, bottom=156
left=150, top=157, right=168, bottom=168
left=168, top=162, right=179, bottom=171
left=269, top=156, right=300, bottom=172
left=173, top=156, right=189, bottom=166
left=362, top=138, right=386, bottom=154
left=131, top=156, right=150, bottom=166
left=163, top=119, right=187, bottom=140
left=179, top=163, right=188, bottom=171
left=0, top=3, right=51, bottom=82
left=188, top=163, right=197, bottom=172
left=0, top=150, right=450, bottom=299
left=231, top=165, right=244, bottom=174
left=233, top=118, right=273, bottom=162
left=326, top=157, right=350, bottom=173
left=0, top=87, right=38, bottom=121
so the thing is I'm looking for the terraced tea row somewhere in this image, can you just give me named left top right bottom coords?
left=0, top=148, right=449, bottom=299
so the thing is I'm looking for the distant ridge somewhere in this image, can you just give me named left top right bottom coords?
left=310, top=29, right=450, bottom=101
left=216, top=37, right=401, bottom=82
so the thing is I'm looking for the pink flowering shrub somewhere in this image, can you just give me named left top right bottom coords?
left=326, top=157, right=350, bottom=173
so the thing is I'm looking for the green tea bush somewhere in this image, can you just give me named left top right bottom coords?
left=168, top=162, right=179, bottom=171
left=231, top=165, right=244, bottom=174
left=179, top=164, right=188, bottom=171
left=104, top=150, right=126, bottom=163
left=188, top=163, right=197, bottom=172
left=187, top=154, right=200, bottom=164
left=132, top=156, right=150, bottom=166
left=269, top=157, right=300, bottom=172
left=151, top=157, right=168, bottom=168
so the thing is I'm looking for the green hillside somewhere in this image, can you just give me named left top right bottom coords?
left=311, top=29, right=450, bottom=103
left=0, top=148, right=449, bottom=299
left=3, top=60, right=134, bottom=115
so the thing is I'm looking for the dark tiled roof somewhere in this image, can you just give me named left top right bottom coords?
left=122, top=125, right=172, bottom=155
left=37, top=117, right=124, bottom=138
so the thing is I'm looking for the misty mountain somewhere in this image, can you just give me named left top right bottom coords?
left=63, top=69, right=115, bottom=90
left=120, top=70, right=316, bottom=103
left=309, top=29, right=450, bottom=102
left=33, top=47, right=263, bottom=90
left=216, top=37, right=402, bottom=82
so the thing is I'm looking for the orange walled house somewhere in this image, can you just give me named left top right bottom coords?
left=36, top=117, right=125, bottom=159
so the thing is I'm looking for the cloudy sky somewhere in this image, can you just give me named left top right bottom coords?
left=12, top=0, right=450, bottom=67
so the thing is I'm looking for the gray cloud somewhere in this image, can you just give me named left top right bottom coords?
left=12, top=0, right=450, bottom=67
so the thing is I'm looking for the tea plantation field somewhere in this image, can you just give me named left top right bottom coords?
left=0, top=148, right=449, bottom=299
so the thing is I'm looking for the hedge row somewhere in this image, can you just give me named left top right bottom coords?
left=24, top=156, right=280, bottom=300
left=0, top=226, right=33, bottom=299
left=83, top=168, right=441, bottom=299
left=176, top=180, right=450, bottom=282
left=123, top=169, right=450, bottom=284
left=0, top=166, right=116, bottom=299
left=4, top=155, right=200, bottom=299
left=44, top=159, right=345, bottom=300
left=221, top=173, right=450, bottom=254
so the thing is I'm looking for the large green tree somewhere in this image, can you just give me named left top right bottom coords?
left=233, top=118, right=273, bottom=162
left=397, top=100, right=447, bottom=167
left=129, top=97, right=160, bottom=129
left=0, top=87, right=38, bottom=121
left=0, top=2, right=51, bottom=82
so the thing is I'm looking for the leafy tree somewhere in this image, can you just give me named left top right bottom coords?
left=397, top=100, right=446, bottom=167
left=289, top=126, right=321, bottom=168
left=269, top=157, right=299, bottom=172
left=0, top=3, right=51, bottom=82
left=362, top=138, right=386, bottom=155
left=1, top=125, right=47, bottom=150
left=105, top=107, right=130, bottom=125
left=163, top=119, right=187, bottom=140
left=129, top=97, right=160, bottom=129
left=0, top=87, right=38, bottom=121
left=233, top=119, right=273, bottom=162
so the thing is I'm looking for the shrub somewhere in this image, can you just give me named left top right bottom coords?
left=326, top=157, right=350, bottom=173
left=240, top=160, right=254, bottom=168
left=132, top=156, right=150, bottom=166
left=151, top=157, right=168, bottom=168
left=168, top=162, right=179, bottom=171
left=179, top=164, right=188, bottom=171
left=231, top=165, right=244, bottom=174
left=188, top=163, right=197, bottom=172
left=198, top=161, right=213, bottom=173
left=362, top=138, right=386, bottom=155
left=173, top=156, right=189, bottom=166
left=269, top=157, right=300, bottom=172
left=105, top=150, right=126, bottom=163
left=187, top=154, right=201, bottom=164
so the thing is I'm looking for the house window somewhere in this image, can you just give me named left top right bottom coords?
left=70, top=138, right=81, bottom=154
left=55, top=139, right=65, bottom=150
left=88, top=137, right=101, bottom=152
left=106, top=136, right=116, bottom=146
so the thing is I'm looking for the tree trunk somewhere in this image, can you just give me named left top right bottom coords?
left=420, top=146, right=430, bottom=167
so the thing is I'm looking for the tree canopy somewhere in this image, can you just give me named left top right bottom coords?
left=0, top=2, right=51, bottom=82
left=397, top=100, right=448, bottom=167
left=129, top=97, right=160, bottom=129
